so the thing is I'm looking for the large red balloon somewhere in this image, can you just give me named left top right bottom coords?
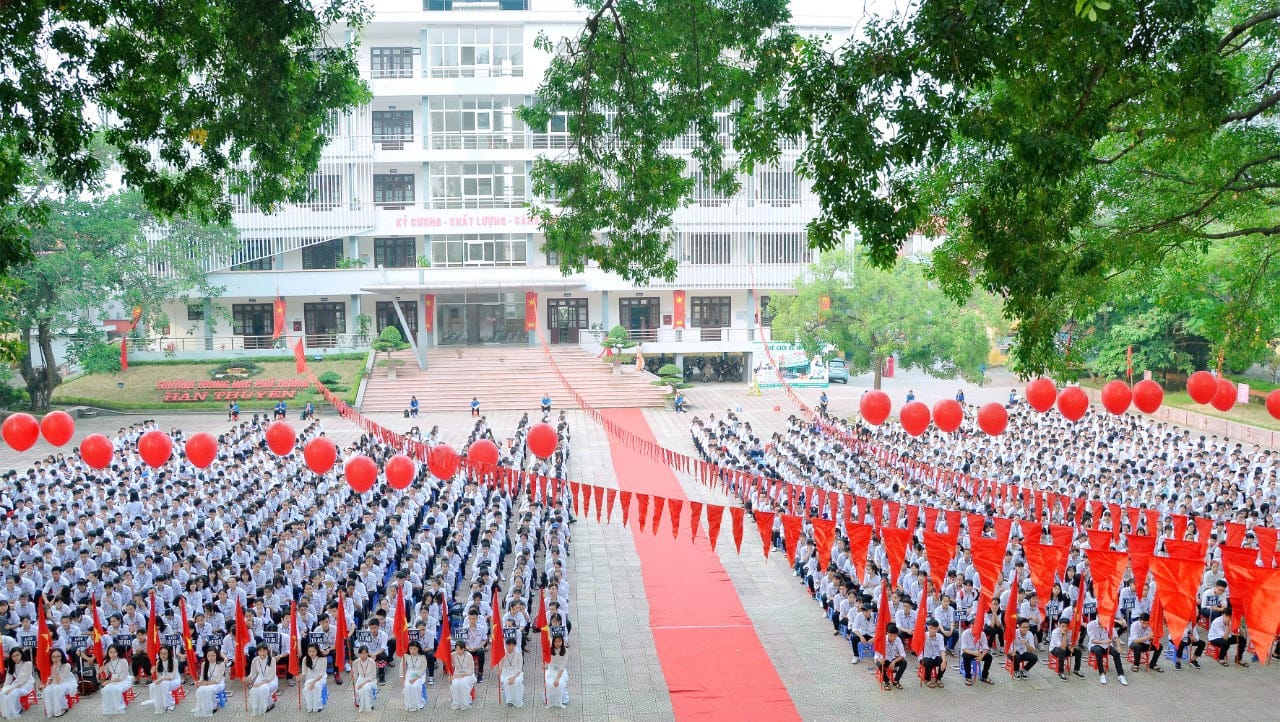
left=427, top=444, right=460, bottom=480
left=1186, top=370, right=1216, bottom=404
left=1, top=413, right=39, bottom=452
left=976, top=403, right=1008, bottom=436
left=265, top=421, right=296, bottom=456
left=1132, top=379, right=1164, bottom=414
left=1267, top=389, right=1280, bottom=421
left=1025, top=378, right=1057, bottom=412
left=527, top=422, right=558, bottom=459
left=385, top=454, right=416, bottom=490
left=137, top=430, right=173, bottom=468
left=39, top=410, right=75, bottom=447
left=303, top=437, right=337, bottom=474
left=859, top=390, right=892, bottom=426
left=932, top=398, right=963, bottom=433
left=80, top=433, right=114, bottom=470
left=899, top=401, right=931, bottom=437
left=1210, top=378, right=1236, bottom=412
left=467, top=438, right=500, bottom=470
left=1057, top=386, right=1089, bottom=422
left=185, top=432, right=218, bottom=469
left=1099, top=381, right=1132, bottom=415
left=344, top=455, right=377, bottom=493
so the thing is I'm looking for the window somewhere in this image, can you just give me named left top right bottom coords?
left=306, top=173, right=342, bottom=210
left=619, top=297, right=660, bottom=331
left=371, top=47, right=414, bottom=79
left=428, top=96, right=526, bottom=149
left=229, top=239, right=273, bottom=271
left=545, top=248, right=560, bottom=267
left=755, top=168, right=800, bottom=206
left=186, top=304, right=205, bottom=321
left=302, top=238, right=344, bottom=269
left=232, top=303, right=275, bottom=348
left=681, top=233, right=734, bottom=265
left=756, top=232, right=811, bottom=264
left=426, top=0, right=529, bottom=9
left=374, top=237, right=417, bottom=268
left=690, top=296, right=731, bottom=328
left=429, top=234, right=527, bottom=267
left=429, top=162, right=526, bottom=209
left=372, top=110, right=414, bottom=143
left=757, top=295, right=775, bottom=326
left=303, top=302, right=346, bottom=347
left=375, top=301, right=418, bottom=338
left=373, top=174, right=415, bottom=208
left=692, top=169, right=731, bottom=206
left=426, top=26, right=523, bottom=78
left=531, top=110, right=571, bottom=149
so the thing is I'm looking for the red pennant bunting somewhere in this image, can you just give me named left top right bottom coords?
left=1227, top=565, right=1280, bottom=664
left=1163, top=538, right=1206, bottom=561
left=688, top=501, right=703, bottom=542
left=922, top=531, right=956, bottom=593
left=812, top=517, right=835, bottom=570
left=991, top=516, right=1012, bottom=545
left=880, top=527, right=912, bottom=586
left=1150, top=555, right=1204, bottom=643
left=1220, top=544, right=1262, bottom=632
left=1085, top=548, right=1129, bottom=633
left=944, top=509, right=961, bottom=540
left=845, top=523, right=873, bottom=582
left=1086, top=528, right=1112, bottom=551
left=668, top=498, right=683, bottom=540
left=969, top=536, right=1007, bottom=635
left=651, top=495, right=666, bottom=536
left=1022, top=543, right=1066, bottom=619
left=1171, top=513, right=1188, bottom=541
left=636, top=493, right=649, bottom=533
left=781, top=514, right=804, bottom=566
left=1254, top=525, right=1277, bottom=569
left=1225, top=522, right=1246, bottom=548
left=1192, top=516, right=1212, bottom=544
left=605, top=488, right=617, bottom=524
left=730, top=506, right=745, bottom=553
left=1019, top=519, right=1041, bottom=544
left=754, top=510, right=775, bottom=559
left=593, top=485, right=605, bottom=523
left=1126, top=534, right=1156, bottom=598
left=619, top=490, right=632, bottom=527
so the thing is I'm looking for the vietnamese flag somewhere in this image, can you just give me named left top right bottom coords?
left=293, top=336, right=307, bottom=374
left=1003, top=569, right=1019, bottom=656
left=273, top=294, right=286, bottom=339
left=394, top=586, right=410, bottom=665
left=232, top=597, right=249, bottom=680
left=289, top=601, right=300, bottom=676
left=179, top=598, right=200, bottom=683
left=35, top=595, right=52, bottom=683
left=490, top=592, right=504, bottom=671
left=147, top=590, right=161, bottom=662
left=434, top=593, right=453, bottom=674
left=534, top=592, right=550, bottom=667
left=90, top=593, right=106, bottom=665
left=119, top=337, right=128, bottom=372
left=873, top=584, right=889, bottom=659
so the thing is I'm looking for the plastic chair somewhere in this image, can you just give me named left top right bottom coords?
left=172, top=684, right=187, bottom=705
left=18, top=690, right=36, bottom=711
left=352, top=684, right=377, bottom=709
left=214, top=689, right=228, bottom=709
left=122, top=687, right=137, bottom=706
left=857, top=643, right=875, bottom=660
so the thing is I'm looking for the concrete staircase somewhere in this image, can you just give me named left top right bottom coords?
left=359, top=345, right=668, bottom=413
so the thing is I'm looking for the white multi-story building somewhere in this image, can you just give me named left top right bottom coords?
left=158, top=0, right=861, bottom=368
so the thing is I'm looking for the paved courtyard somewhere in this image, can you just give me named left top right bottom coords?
left=2, top=367, right=1277, bottom=720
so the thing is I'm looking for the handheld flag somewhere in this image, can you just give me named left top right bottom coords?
left=435, top=595, right=453, bottom=675
left=490, top=592, right=504, bottom=670
left=36, top=595, right=52, bottom=683
left=147, top=590, right=161, bottom=662
left=1003, top=570, right=1019, bottom=655
left=873, top=584, right=889, bottom=658
left=90, top=593, right=106, bottom=665
left=289, top=601, right=300, bottom=676
left=232, top=597, right=249, bottom=680
left=335, top=592, right=348, bottom=677
left=394, top=585, right=410, bottom=663
left=179, top=598, right=200, bottom=683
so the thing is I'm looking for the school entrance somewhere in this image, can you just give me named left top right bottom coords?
left=547, top=297, right=588, bottom=344
left=436, top=292, right=527, bottom=346
left=232, top=303, right=275, bottom=349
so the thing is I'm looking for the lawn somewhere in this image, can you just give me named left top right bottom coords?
left=1159, top=390, right=1280, bottom=433
left=52, top=354, right=367, bottom=411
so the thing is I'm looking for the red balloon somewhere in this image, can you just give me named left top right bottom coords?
left=932, top=398, right=963, bottom=433
left=427, top=444, right=460, bottom=480
left=467, top=438, right=500, bottom=470
left=976, top=403, right=1008, bottom=436
left=304, top=437, right=337, bottom=474
left=265, top=421, right=296, bottom=456
left=385, top=454, right=416, bottom=490
left=137, top=430, right=173, bottom=468
left=1099, top=381, right=1132, bottom=415
left=1057, top=386, right=1089, bottom=422
left=79, top=433, right=114, bottom=470
left=344, top=455, right=377, bottom=493
left=1132, top=379, right=1164, bottom=414
left=1024, top=378, right=1057, bottom=412
left=1, top=413, right=39, bottom=452
left=859, top=390, right=892, bottom=426
left=1186, top=370, right=1216, bottom=404
left=1266, top=389, right=1280, bottom=421
left=1210, top=378, right=1236, bottom=412
left=899, top=401, right=931, bottom=437
left=527, top=422, right=558, bottom=459
left=39, top=410, right=75, bottom=447
left=184, top=432, right=218, bottom=469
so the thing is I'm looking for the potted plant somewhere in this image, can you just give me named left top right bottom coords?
left=371, top=327, right=410, bottom=379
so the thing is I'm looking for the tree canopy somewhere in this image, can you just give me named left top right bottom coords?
left=768, top=250, right=991, bottom=389
left=0, top=0, right=370, bottom=273
left=525, top=0, right=1280, bottom=376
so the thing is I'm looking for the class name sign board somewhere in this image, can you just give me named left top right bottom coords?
left=155, top=378, right=310, bottom=403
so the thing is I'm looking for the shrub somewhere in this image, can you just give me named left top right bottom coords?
left=656, top=363, right=681, bottom=378
left=81, top=342, right=123, bottom=374
left=0, top=366, right=28, bottom=408
left=317, top=370, right=343, bottom=388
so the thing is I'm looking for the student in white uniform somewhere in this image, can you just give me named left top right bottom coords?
left=1085, top=618, right=1127, bottom=685
left=247, top=644, right=278, bottom=716
left=1126, top=612, right=1163, bottom=673
left=1175, top=623, right=1205, bottom=670
left=1049, top=617, right=1085, bottom=680
left=499, top=638, right=524, bottom=706
left=450, top=639, right=476, bottom=711
left=1207, top=613, right=1248, bottom=667
left=875, top=623, right=908, bottom=691
left=849, top=605, right=875, bottom=664
left=960, top=622, right=994, bottom=685
left=544, top=635, right=569, bottom=708
left=149, top=645, right=182, bottom=713
left=400, top=641, right=429, bottom=712
left=193, top=648, right=227, bottom=718
left=301, top=644, right=328, bottom=712
left=40, top=648, right=79, bottom=718
left=352, top=646, right=377, bottom=712
left=100, top=644, right=135, bottom=715
left=1010, top=618, right=1039, bottom=679
left=919, top=620, right=947, bottom=688
left=0, top=648, right=34, bottom=720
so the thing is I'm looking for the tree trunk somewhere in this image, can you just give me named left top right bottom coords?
left=18, top=322, right=61, bottom=411
left=872, top=356, right=883, bottom=390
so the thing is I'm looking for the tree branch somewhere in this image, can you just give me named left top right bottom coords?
left=1224, top=89, right=1280, bottom=123
left=1217, top=8, right=1280, bottom=53
left=1195, top=224, right=1280, bottom=239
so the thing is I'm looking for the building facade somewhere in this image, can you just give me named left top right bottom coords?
left=157, top=0, right=862, bottom=368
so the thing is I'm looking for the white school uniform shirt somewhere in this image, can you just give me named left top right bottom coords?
left=1049, top=626, right=1072, bottom=649
left=1011, top=629, right=1036, bottom=655
left=1207, top=614, right=1230, bottom=641
left=877, top=635, right=906, bottom=662
left=959, top=628, right=989, bottom=655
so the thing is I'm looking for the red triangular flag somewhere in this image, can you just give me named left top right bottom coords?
left=1229, top=565, right=1280, bottom=664
left=293, top=336, right=307, bottom=374
left=1149, top=592, right=1164, bottom=648
left=1164, top=538, right=1206, bottom=561
left=90, top=594, right=105, bottom=666
left=706, top=504, right=724, bottom=550
left=668, top=498, right=683, bottom=539
left=1254, top=525, right=1277, bottom=569
left=1225, top=521, right=1246, bottom=548
left=811, top=517, right=835, bottom=570
left=637, top=493, right=649, bottom=532
left=1022, top=543, right=1065, bottom=619
left=880, top=526, right=912, bottom=586
left=436, top=592, right=453, bottom=675
left=873, top=584, right=889, bottom=658
left=845, top=523, right=873, bottom=582
left=620, top=490, right=632, bottom=527
left=688, top=501, right=703, bottom=543
left=1085, top=548, right=1129, bottom=633
left=754, top=510, right=775, bottom=559
left=1220, top=544, right=1261, bottom=632
left=604, top=488, right=617, bottom=524
left=922, top=531, right=956, bottom=594
left=490, top=592, right=504, bottom=670
left=1003, top=569, right=1019, bottom=656
left=651, top=495, right=666, bottom=536
left=593, top=485, right=605, bottom=523
left=911, top=580, right=929, bottom=657
left=781, top=514, right=804, bottom=565
left=179, top=597, right=199, bottom=683
left=581, top=482, right=592, bottom=519
left=1086, top=528, right=1112, bottom=551
left=1126, top=534, right=1156, bottom=598
left=1019, top=520, right=1041, bottom=545
left=970, top=536, right=1006, bottom=636
left=729, top=506, right=744, bottom=553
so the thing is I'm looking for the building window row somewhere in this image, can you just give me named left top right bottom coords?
left=426, top=26, right=523, bottom=78
left=676, top=232, right=811, bottom=266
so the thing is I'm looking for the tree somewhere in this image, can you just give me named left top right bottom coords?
left=372, top=326, right=410, bottom=363
left=0, top=191, right=234, bottom=409
left=524, top=0, right=1280, bottom=377
left=768, top=250, right=990, bottom=390
left=0, top=0, right=370, bottom=273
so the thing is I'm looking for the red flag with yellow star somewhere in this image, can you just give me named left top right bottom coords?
left=179, top=597, right=199, bottom=682
left=525, top=291, right=537, bottom=331
left=90, top=593, right=106, bottom=665
left=273, top=293, right=286, bottom=340
left=36, top=595, right=52, bottom=683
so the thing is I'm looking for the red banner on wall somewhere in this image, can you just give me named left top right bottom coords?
left=525, top=291, right=537, bottom=331
left=422, top=294, right=435, bottom=332
left=672, top=290, right=686, bottom=329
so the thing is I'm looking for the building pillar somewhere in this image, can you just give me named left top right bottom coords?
left=202, top=298, right=214, bottom=351
left=350, top=293, right=363, bottom=343
left=601, top=290, right=610, bottom=330
left=746, top=288, right=755, bottom=342
left=348, top=236, right=360, bottom=265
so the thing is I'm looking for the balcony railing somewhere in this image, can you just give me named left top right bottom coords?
left=430, top=132, right=527, bottom=150
left=131, top=334, right=370, bottom=354
left=371, top=67, right=414, bottom=79
left=582, top=327, right=774, bottom=347
left=426, top=64, right=523, bottom=79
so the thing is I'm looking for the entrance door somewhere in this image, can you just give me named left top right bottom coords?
left=547, top=298, right=587, bottom=344
left=375, top=301, right=418, bottom=343
left=304, top=302, right=346, bottom=348
left=619, top=297, right=660, bottom=338
left=232, top=303, right=274, bottom=349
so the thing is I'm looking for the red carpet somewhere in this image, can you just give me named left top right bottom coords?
left=601, top=408, right=800, bottom=722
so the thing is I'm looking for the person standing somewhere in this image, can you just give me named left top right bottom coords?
left=544, top=635, right=569, bottom=708
left=449, top=639, right=476, bottom=711
left=499, top=638, right=523, bottom=707
left=1086, top=618, right=1127, bottom=685
left=247, top=644, right=279, bottom=716
left=149, top=645, right=182, bottom=713
left=0, top=648, right=33, bottom=720
left=301, top=644, right=328, bottom=713
left=400, top=641, right=428, bottom=712
left=100, top=645, right=134, bottom=715
left=192, top=648, right=226, bottom=718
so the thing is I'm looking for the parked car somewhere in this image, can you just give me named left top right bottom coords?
left=828, top=358, right=849, bottom=384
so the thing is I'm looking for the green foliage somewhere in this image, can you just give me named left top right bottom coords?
left=656, top=363, right=682, bottom=378
left=529, top=0, right=1280, bottom=377
left=337, top=257, right=367, bottom=269
left=80, top=342, right=123, bottom=375
left=316, top=370, right=343, bottom=387
left=604, top=325, right=630, bottom=348
left=769, top=251, right=990, bottom=389
left=0, top=365, right=28, bottom=409
left=0, top=0, right=371, bottom=275
left=371, top=326, right=410, bottom=361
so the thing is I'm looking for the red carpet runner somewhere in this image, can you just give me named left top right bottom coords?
left=601, top=408, right=800, bottom=721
